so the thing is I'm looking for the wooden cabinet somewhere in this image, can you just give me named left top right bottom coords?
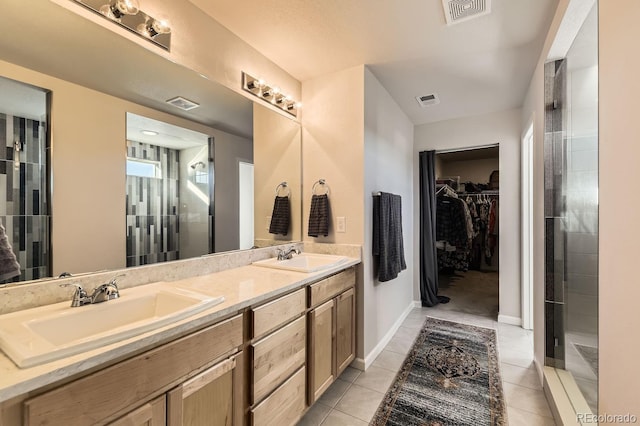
left=250, top=367, right=306, bottom=426
left=109, top=396, right=166, bottom=426
left=24, top=315, right=243, bottom=426
left=308, top=299, right=335, bottom=402
left=335, top=288, right=356, bottom=375
left=167, top=353, right=242, bottom=426
left=13, top=265, right=357, bottom=426
left=248, top=289, right=308, bottom=425
left=250, top=316, right=306, bottom=404
left=307, top=269, right=356, bottom=404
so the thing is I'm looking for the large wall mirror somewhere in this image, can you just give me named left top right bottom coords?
left=0, top=0, right=302, bottom=286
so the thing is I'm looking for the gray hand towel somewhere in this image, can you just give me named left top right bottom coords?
left=372, top=192, right=406, bottom=282
left=308, top=194, right=329, bottom=237
left=269, top=196, right=291, bottom=235
left=0, top=222, right=21, bottom=281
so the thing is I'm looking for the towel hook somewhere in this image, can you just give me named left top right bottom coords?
left=312, top=179, right=330, bottom=196
left=275, top=181, right=291, bottom=198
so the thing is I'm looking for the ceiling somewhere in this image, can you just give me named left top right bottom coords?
left=126, top=113, right=209, bottom=150
left=189, top=0, right=559, bottom=125
left=0, top=77, right=47, bottom=120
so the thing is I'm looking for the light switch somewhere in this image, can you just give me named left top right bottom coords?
left=336, top=216, right=346, bottom=233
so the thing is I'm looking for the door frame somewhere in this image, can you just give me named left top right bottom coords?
left=521, top=119, right=535, bottom=330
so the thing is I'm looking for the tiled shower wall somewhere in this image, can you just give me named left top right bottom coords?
left=126, top=141, right=180, bottom=267
left=0, top=113, right=49, bottom=283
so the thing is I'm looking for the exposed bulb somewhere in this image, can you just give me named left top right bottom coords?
left=137, top=16, right=171, bottom=38
left=99, top=0, right=140, bottom=21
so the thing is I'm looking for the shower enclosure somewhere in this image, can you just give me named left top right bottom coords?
left=544, top=3, right=598, bottom=414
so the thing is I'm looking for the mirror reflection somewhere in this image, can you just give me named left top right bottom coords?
left=0, top=76, right=50, bottom=284
left=0, top=1, right=302, bottom=286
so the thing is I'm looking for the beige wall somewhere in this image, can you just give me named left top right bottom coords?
left=414, top=109, right=522, bottom=322
left=253, top=104, right=302, bottom=244
left=598, top=0, right=640, bottom=416
left=362, top=68, right=415, bottom=361
left=439, top=157, right=499, bottom=183
left=301, top=66, right=365, bottom=245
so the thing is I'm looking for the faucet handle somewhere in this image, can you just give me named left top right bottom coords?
left=107, top=274, right=126, bottom=288
left=59, top=283, right=89, bottom=307
left=59, top=282, right=86, bottom=295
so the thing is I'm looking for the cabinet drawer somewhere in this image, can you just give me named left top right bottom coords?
left=251, top=367, right=306, bottom=426
left=251, top=288, right=306, bottom=339
left=251, top=316, right=306, bottom=404
left=309, top=268, right=356, bottom=308
left=24, top=314, right=243, bottom=426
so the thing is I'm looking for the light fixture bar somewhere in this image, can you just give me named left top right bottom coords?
left=242, top=72, right=300, bottom=118
left=70, top=0, right=172, bottom=51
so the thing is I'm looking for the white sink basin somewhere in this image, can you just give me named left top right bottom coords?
left=0, top=285, right=224, bottom=368
left=253, top=253, right=348, bottom=273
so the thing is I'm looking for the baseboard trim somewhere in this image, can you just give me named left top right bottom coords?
left=358, top=301, right=416, bottom=371
left=498, top=314, right=522, bottom=326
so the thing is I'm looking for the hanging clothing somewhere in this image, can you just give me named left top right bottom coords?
left=0, top=222, right=20, bottom=281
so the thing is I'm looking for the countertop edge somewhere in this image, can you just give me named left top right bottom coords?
left=0, top=258, right=360, bottom=403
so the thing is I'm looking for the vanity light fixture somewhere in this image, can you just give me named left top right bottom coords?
left=99, top=0, right=139, bottom=22
left=137, top=16, right=171, bottom=38
left=70, top=0, right=172, bottom=50
left=141, top=130, right=158, bottom=136
left=242, top=72, right=300, bottom=118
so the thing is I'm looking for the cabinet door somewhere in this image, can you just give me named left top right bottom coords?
left=167, top=353, right=241, bottom=426
left=335, top=288, right=356, bottom=375
left=307, top=299, right=335, bottom=403
left=109, top=396, right=166, bottom=426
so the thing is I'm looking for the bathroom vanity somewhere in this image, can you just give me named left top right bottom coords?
left=0, top=258, right=359, bottom=426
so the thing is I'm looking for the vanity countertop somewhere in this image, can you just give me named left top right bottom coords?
left=0, top=257, right=360, bottom=403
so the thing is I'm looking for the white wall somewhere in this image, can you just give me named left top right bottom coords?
left=214, top=133, right=253, bottom=252
left=362, top=68, right=415, bottom=362
left=413, top=109, right=522, bottom=322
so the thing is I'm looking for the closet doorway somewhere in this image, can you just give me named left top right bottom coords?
left=435, top=145, right=499, bottom=319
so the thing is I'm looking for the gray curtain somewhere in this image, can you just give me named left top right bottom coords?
left=419, top=151, right=448, bottom=306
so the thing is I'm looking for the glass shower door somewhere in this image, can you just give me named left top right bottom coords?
left=544, top=2, right=598, bottom=414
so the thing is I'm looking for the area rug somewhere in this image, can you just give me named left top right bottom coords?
left=573, top=343, right=598, bottom=376
left=370, top=317, right=507, bottom=426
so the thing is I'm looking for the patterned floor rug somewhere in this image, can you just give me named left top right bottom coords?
left=371, top=317, right=507, bottom=426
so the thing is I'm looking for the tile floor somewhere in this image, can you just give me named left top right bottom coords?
left=298, top=304, right=557, bottom=425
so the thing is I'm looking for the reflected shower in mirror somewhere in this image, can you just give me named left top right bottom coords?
left=125, top=113, right=254, bottom=267
left=0, top=76, right=50, bottom=284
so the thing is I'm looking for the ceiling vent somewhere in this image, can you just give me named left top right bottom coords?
left=416, top=93, right=440, bottom=108
left=442, top=0, right=491, bottom=25
left=166, top=96, right=200, bottom=111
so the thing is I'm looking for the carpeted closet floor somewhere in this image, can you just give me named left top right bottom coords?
left=437, top=270, right=499, bottom=318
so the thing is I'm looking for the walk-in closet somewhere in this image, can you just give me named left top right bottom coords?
left=434, top=146, right=499, bottom=318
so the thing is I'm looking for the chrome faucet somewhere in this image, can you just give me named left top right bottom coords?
left=276, top=247, right=301, bottom=261
left=60, top=275, right=122, bottom=307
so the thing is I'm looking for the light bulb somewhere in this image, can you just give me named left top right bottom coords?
left=99, top=0, right=139, bottom=21
left=137, top=16, right=171, bottom=38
